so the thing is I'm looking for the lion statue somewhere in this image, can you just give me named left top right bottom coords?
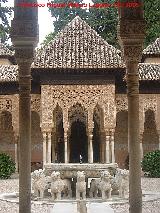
left=31, top=169, right=50, bottom=198
left=76, top=171, right=86, bottom=200
left=118, top=169, right=129, bottom=198
left=50, top=171, right=72, bottom=200
left=98, top=171, right=112, bottom=200
left=89, top=178, right=100, bottom=198
left=110, top=168, right=129, bottom=198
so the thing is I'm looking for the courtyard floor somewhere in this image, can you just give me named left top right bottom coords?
left=0, top=177, right=160, bottom=212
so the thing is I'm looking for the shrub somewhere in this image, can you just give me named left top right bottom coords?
left=141, top=150, right=160, bottom=178
left=0, top=153, right=15, bottom=179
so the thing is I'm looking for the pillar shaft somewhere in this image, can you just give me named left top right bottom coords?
left=43, top=132, right=47, bottom=166
left=105, top=134, right=110, bottom=163
left=126, top=64, right=142, bottom=213
left=47, top=132, right=52, bottom=163
left=88, top=134, right=93, bottom=163
left=64, top=132, right=68, bottom=163
left=110, top=132, right=115, bottom=163
left=15, top=141, right=18, bottom=173
left=140, top=132, right=144, bottom=160
left=18, top=59, right=32, bottom=213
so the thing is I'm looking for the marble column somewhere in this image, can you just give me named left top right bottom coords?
left=51, top=130, right=56, bottom=162
left=47, top=132, right=52, bottom=163
left=110, top=130, right=115, bottom=163
left=88, top=133, right=93, bottom=163
left=43, top=132, right=47, bottom=165
left=118, top=3, right=145, bottom=211
left=14, top=135, right=19, bottom=173
left=11, top=1, right=38, bottom=212
left=16, top=55, right=33, bottom=213
left=100, top=131, right=105, bottom=163
left=64, top=131, right=68, bottom=163
left=105, top=133, right=110, bottom=163
left=157, top=131, right=160, bottom=150
left=140, top=132, right=144, bottom=160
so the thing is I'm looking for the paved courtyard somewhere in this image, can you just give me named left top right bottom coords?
left=0, top=177, right=160, bottom=213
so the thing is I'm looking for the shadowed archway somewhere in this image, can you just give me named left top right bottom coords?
left=69, top=120, right=88, bottom=163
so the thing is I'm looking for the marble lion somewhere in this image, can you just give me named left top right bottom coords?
left=50, top=171, right=72, bottom=200
left=31, top=169, right=51, bottom=198
left=76, top=171, right=86, bottom=200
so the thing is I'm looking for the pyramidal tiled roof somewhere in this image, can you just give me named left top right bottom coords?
left=138, top=63, right=160, bottom=80
left=33, top=16, right=125, bottom=69
left=0, top=43, right=14, bottom=57
left=143, top=38, right=160, bottom=55
left=0, top=65, right=18, bottom=82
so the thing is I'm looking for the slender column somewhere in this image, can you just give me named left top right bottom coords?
left=157, top=131, right=160, bottom=150
left=17, top=57, right=32, bottom=213
left=88, top=133, right=93, bottom=163
left=47, top=132, right=52, bottom=163
left=140, top=132, right=143, bottom=160
left=100, top=131, right=105, bottom=163
left=14, top=135, right=19, bottom=173
left=110, top=130, right=115, bottom=163
left=64, top=131, right=68, bottom=163
left=52, top=130, right=56, bottom=162
left=118, top=2, right=145, bottom=212
left=105, top=132, right=110, bottom=163
left=43, top=132, right=47, bottom=165
left=11, top=1, right=38, bottom=212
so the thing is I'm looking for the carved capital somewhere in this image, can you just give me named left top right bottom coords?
left=41, top=123, right=53, bottom=132
left=11, top=20, right=39, bottom=46
left=15, top=48, right=34, bottom=64
left=118, top=19, right=146, bottom=38
left=11, top=20, right=38, bottom=37
left=123, top=45, right=143, bottom=62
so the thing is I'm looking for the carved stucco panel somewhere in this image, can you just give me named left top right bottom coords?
left=142, top=96, right=157, bottom=112
left=41, top=85, right=53, bottom=131
left=116, top=94, right=158, bottom=133
left=0, top=95, right=19, bottom=135
left=31, top=95, right=41, bottom=114
left=116, top=95, right=128, bottom=112
left=41, top=84, right=116, bottom=131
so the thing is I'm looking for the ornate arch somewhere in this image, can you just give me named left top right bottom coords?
left=68, top=103, right=87, bottom=126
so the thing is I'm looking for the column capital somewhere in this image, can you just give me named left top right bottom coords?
left=41, top=122, right=53, bottom=133
left=118, top=19, right=146, bottom=40
left=15, top=47, right=34, bottom=63
left=123, top=45, right=144, bottom=63
left=88, top=128, right=93, bottom=136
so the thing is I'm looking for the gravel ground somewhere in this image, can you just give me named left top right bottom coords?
left=111, top=177, right=160, bottom=213
left=0, top=177, right=160, bottom=213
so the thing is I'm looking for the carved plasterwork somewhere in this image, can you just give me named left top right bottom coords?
left=119, top=20, right=146, bottom=36
left=31, top=95, right=41, bottom=114
left=68, top=103, right=87, bottom=126
left=116, top=95, right=128, bottom=112
left=41, top=84, right=116, bottom=130
left=142, top=96, right=157, bottom=112
left=0, top=98, right=12, bottom=112
left=0, top=95, right=19, bottom=137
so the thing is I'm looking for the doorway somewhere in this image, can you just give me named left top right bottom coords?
left=69, top=121, right=88, bottom=163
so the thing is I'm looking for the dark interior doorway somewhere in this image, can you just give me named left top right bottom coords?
left=93, top=121, right=101, bottom=162
left=69, top=121, right=88, bottom=163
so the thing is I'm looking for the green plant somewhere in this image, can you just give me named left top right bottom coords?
left=0, top=153, right=15, bottom=179
left=141, top=150, right=160, bottom=178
